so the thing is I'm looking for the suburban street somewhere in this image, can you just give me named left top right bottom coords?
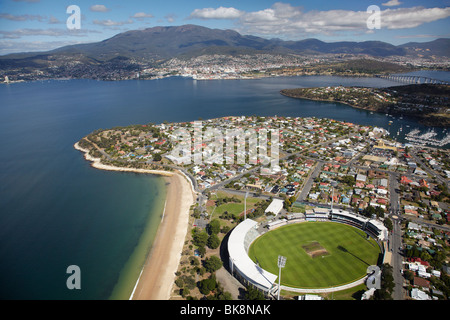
left=391, top=218, right=405, bottom=300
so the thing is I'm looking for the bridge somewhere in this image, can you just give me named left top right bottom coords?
left=377, top=74, right=449, bottom=85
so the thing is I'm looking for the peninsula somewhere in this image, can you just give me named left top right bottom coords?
left=280, top=84, right=450, bottom=127
left=75, top=115, right=450, bottom=300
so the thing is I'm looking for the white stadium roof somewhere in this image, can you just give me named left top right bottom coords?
left=228, top=219, right=278, bottom=291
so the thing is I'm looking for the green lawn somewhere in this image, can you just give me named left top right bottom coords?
left=213, top=203, right=244, bottom=216
left=207, top=191, right=260, bottom=218
left=248, top=222, right=381, bottom=289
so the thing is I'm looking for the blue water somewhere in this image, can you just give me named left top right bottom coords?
left=0, top=71, right=448, bottom=299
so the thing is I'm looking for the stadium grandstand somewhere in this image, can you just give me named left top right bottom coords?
left=330, top=209, right=368, bottom=229
left=330, top=209, right=388, bottom=241
left=305, top=208, right=329, bottom=221
left=227, top=208, right=388, bottom=295
left=227, top=219, right=278, bottom=295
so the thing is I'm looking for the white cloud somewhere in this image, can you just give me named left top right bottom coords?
left=189, top=7, right=243, bottom=20
left=48, top=16, right=62, bottom=24
left=90, top=5, right=110, bottom=12
left=0, top=13, right=46, bottom=22
left=93, top=19, right=133, bottom=27
left=165, top=13, right=176, bottom=23
left=131, top=12, right=154, bottom=20
left=239, top=4, right=369, bottom=36
left=0, top=28, right=100, bottom=39
left=382, top=7, right=450, bottom=29
left=382, top=0, right=402, bottom=7
left=189, top=3, right=450, bottom=38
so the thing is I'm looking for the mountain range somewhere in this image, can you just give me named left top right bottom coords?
left=1, top=24, right=449, bottom=80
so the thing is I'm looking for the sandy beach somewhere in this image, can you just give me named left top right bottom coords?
left=131, top=172, right=194, bottom=299
left=74, top=141, right=195, bottom=300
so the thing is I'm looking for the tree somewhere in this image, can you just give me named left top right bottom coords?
left=197, top=246, right=206, bottom=258
left=384, top=217, right=393, bottom=231
left=153, top=153, right=162, bottom=161
left=244, top=285, right=265, bottom=300
left=207, top=219, right=221, bottom=235
left=362, top=205, right=385, bottom=218
left=198, top=277, right=217, bottom=295
left=403, top=270, right=415, bottom=282
left=375, top=206, right=385, bottom=218
left=373, top=263, right=394, bottom=300
left=208, top=282, right=233, bottom=300
left=192, top=229, right=208, bottom=248
left=189, top=256, right=200, bottom=267
left=212, top=290, right=233, bottom=300
left=204, top=255, right=222, bottom=273
left=289, top=196, right=296, bottom=205
left=207, top=233, right=220, bottom=249
left=221, top=225, right=231, bottom=234
left=341, top=175, right=355, bottom=186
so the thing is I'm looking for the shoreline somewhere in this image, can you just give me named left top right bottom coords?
left=280, top=90, right=379, bottom=113
left=130, top=171, right=194, bottom=299
left=74, top=142, right=174, bottom=176
left=74, top=141, right=196, bottom=300
left=280, top=88, right=450, bottom=128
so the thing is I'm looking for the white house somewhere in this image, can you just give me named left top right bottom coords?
left=411, top=288, right=431, bottom=300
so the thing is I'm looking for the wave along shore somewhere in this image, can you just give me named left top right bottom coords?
left=74, top=142, right=195, bottom=300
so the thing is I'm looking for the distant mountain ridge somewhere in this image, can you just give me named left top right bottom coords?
left=2, top=24, right=449, bottom=61
left=0, top=24, right=449, bottom=81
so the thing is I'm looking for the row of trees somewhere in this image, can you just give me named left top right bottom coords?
left=178, top=207, right=271, bottom=300
left=372, top=263, right=394, bottom=300
left=176, top=216, right=225, bottom=299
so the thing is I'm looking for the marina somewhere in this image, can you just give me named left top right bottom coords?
left=405, top=128, right=450, bottom=147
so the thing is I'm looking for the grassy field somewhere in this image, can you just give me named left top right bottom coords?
left=248, top=221, right=381, bottom=289
left=206, top=191, right=260, bottom=218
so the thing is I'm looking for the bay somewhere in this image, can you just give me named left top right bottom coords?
left=0, top=71, right=447, bottom=299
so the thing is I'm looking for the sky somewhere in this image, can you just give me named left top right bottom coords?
left=0, top=0, right=449, bottom=55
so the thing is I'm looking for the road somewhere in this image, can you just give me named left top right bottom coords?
left=297, top=160, right=323, bottom=202
left=387, top=170, right=404, bottom=300
left=409, top=150, right=449, bottom=189
left=390, top=218, right=405, bottom=300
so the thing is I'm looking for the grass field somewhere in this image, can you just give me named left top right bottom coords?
left=206, top=191, right=260, bottom=218
left=248, top=221, right=381, bottom=289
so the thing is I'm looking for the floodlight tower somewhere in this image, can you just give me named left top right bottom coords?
left=330, top=180, right=337, bottom=211
left=244, top=191, right=248, bottom=220
left=277, top=255, right=287, bottom=300
left=331, top=186, right=334, bottom=210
